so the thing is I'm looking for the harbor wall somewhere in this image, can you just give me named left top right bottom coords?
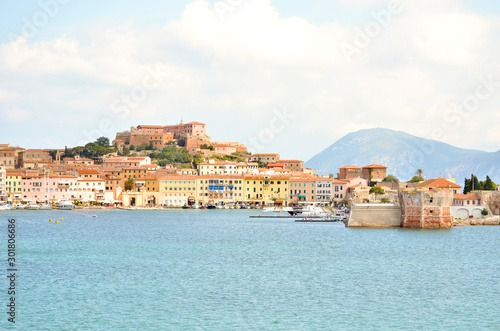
left=347, top=204, right=401, bottom=228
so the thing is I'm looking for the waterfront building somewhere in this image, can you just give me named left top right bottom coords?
left=5, top=170, right=22, bottom=202
left=22, top=174, right=78, bottom=202
left=76, top=178, right=106, bottom=203
left=332, top=179, right=349, bottom=203
left=77, top=169, right=102, bottom=179
left=0, top=166, right=6, bottom=202
left=197, top=175, right=245, bottom=206
left=158, top=175, right=198, bottom=207
left=289, top=177, right=316, bottom=204
left=244, top=174, right=290, bottom=206
left=315, top=177, right=334, bottom=204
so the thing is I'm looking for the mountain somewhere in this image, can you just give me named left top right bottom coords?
left=305, top=128, right=500, bottom=183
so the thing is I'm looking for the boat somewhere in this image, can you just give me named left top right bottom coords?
left=192, top=204, right=200, bottom=209
left=0, top=204, right=11, bottom=211
left=288, top=204, right=331, bottom=218
left=26, top=203, right=40, bottom=210
left=12, top=203, right=25, bottom=210
left=182, top=204, right=190, bottom=209
left=40, top=203, right=52, bottom=210
left=56, top=200, right=74, bottom=210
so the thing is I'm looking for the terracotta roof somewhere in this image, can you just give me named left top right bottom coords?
left=280, top=160, right=303, bottom=163
left=417, top=178, right=461, bottom=189
left=339, top=165, right=361, bottom=169
left=186, top=122, right=205, bottom=126
left=77, top=170, right=100, bottom=174
left=454, top=193, right=480, bottom=200
left=362, top=164, right=387, bottom=169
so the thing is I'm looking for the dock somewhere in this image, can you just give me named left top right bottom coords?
left=250, top=215, right=331, bottom=219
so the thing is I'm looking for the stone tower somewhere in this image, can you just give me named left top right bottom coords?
left=399, top=188, right=454, bottom=228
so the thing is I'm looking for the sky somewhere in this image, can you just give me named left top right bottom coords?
left=0, top=0, right=500, bottom=161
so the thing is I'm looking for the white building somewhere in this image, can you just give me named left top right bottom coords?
left=0, top=166, right=6, bottom=202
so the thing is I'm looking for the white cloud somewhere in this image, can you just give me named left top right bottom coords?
left=0, top=0, right=499, bottom=159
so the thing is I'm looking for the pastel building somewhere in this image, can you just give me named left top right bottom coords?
left=315, top=177, right=333, bottom=204
left=197, top=175, right=245, bottom=206
left=244, top=174, right=290, bottom=206
left=77, top=178, right=106, bottom=202
left=289, top=177, right=316, bottom=204
left=5, top=170, right=22, bottom=202
left=22, top=174, right=78, bottom=202
left=0, top=166, right=6, bottom=202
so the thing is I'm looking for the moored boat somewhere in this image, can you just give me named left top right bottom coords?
left=56, top=200, right=74, bottom=210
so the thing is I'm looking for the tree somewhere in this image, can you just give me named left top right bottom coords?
left=96, top=137, right=110, bottom=147
left=483, top=176, right=496, bottom=191
left=48, top=150, right=58, bottom=161
left=381, top=198, right=390, bottom=203
left=123, top=147, right=130, bottom=156
left=339, top=199, right=348, bottom=206
left=124, top=178, right=134, bottom=191
left=382, top=174, right=399, bottom=183
left=409, top=176, right=424, bottom=183
left=481, top=208, right=488, bottom=216
left=177, top=139, right=186, bottom=147
left=415, top=169, right=423, bottom=178
left=130, top=145, right=135, bottom=151
left=369, top=186, right=385, bottom=195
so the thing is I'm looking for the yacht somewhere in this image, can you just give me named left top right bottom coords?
left=56, top=200, right=74, bottom=210
left=40, top=203, right=52, bottom=210
left=26, top=203, right=40, bottom=210
left=288, top=204, right=331, bottom=218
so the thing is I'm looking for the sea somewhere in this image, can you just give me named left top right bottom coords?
left=0, top=209, right=498, bottom=330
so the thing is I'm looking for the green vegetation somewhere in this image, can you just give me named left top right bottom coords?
left=463, top=175, right=497, bottom=194
left=381, top=198, right=390, bottom=203
left=382, top=174, right=399, bottom=183
left=124, top=178, right=134, bottom=191
left=62, top=137, right=117, bottom=161
left=149, top=146, right=195, bottom=168
left=200, top=144, right=214, bottom=151
left=369, top=186, right=385, bottom=195
left=481, top=208, right=488, bottom=216
left=408, top=176, right=424, bottom=183
left=339, top=199, right=348, bottom=206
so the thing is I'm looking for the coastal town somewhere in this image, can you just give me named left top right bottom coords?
left=1, top=121, right=499, bottom=227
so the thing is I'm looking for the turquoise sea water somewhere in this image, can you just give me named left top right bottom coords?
left=0, top=209, right=499, bottom=330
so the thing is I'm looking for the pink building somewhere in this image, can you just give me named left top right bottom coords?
left=22, top=174, right=78, bottom=202
left=214, top=144, right=237, bottom=155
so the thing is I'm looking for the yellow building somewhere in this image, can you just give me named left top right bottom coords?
left=244, top=174, right=290, bottom=206
left=158, top=175, right=198, bottom=207
left=5, top=170, right=22, bottom=202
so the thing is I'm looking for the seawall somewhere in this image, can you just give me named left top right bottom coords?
left=347, top=204, right=401, bottom=228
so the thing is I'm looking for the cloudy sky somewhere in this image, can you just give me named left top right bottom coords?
left=1, top=0, right=499, bottom=160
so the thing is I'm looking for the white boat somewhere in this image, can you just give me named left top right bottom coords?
left=56, top=200, right=74, bottom=210
left=0, top=204, right=11, bottom=210
left=13, top=203, right=25, bottom=210
left=262, top=206, right=281, bottom=212
left=192, top=204, right=200, bottom=209
left=40, top=204, right=52, bottom=210
left=26, top=203, right=40, bottom=210
left=289, top=204, right=331, bottom=218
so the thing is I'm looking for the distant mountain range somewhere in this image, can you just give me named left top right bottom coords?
left=305, top=128, right=500, bottom=184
